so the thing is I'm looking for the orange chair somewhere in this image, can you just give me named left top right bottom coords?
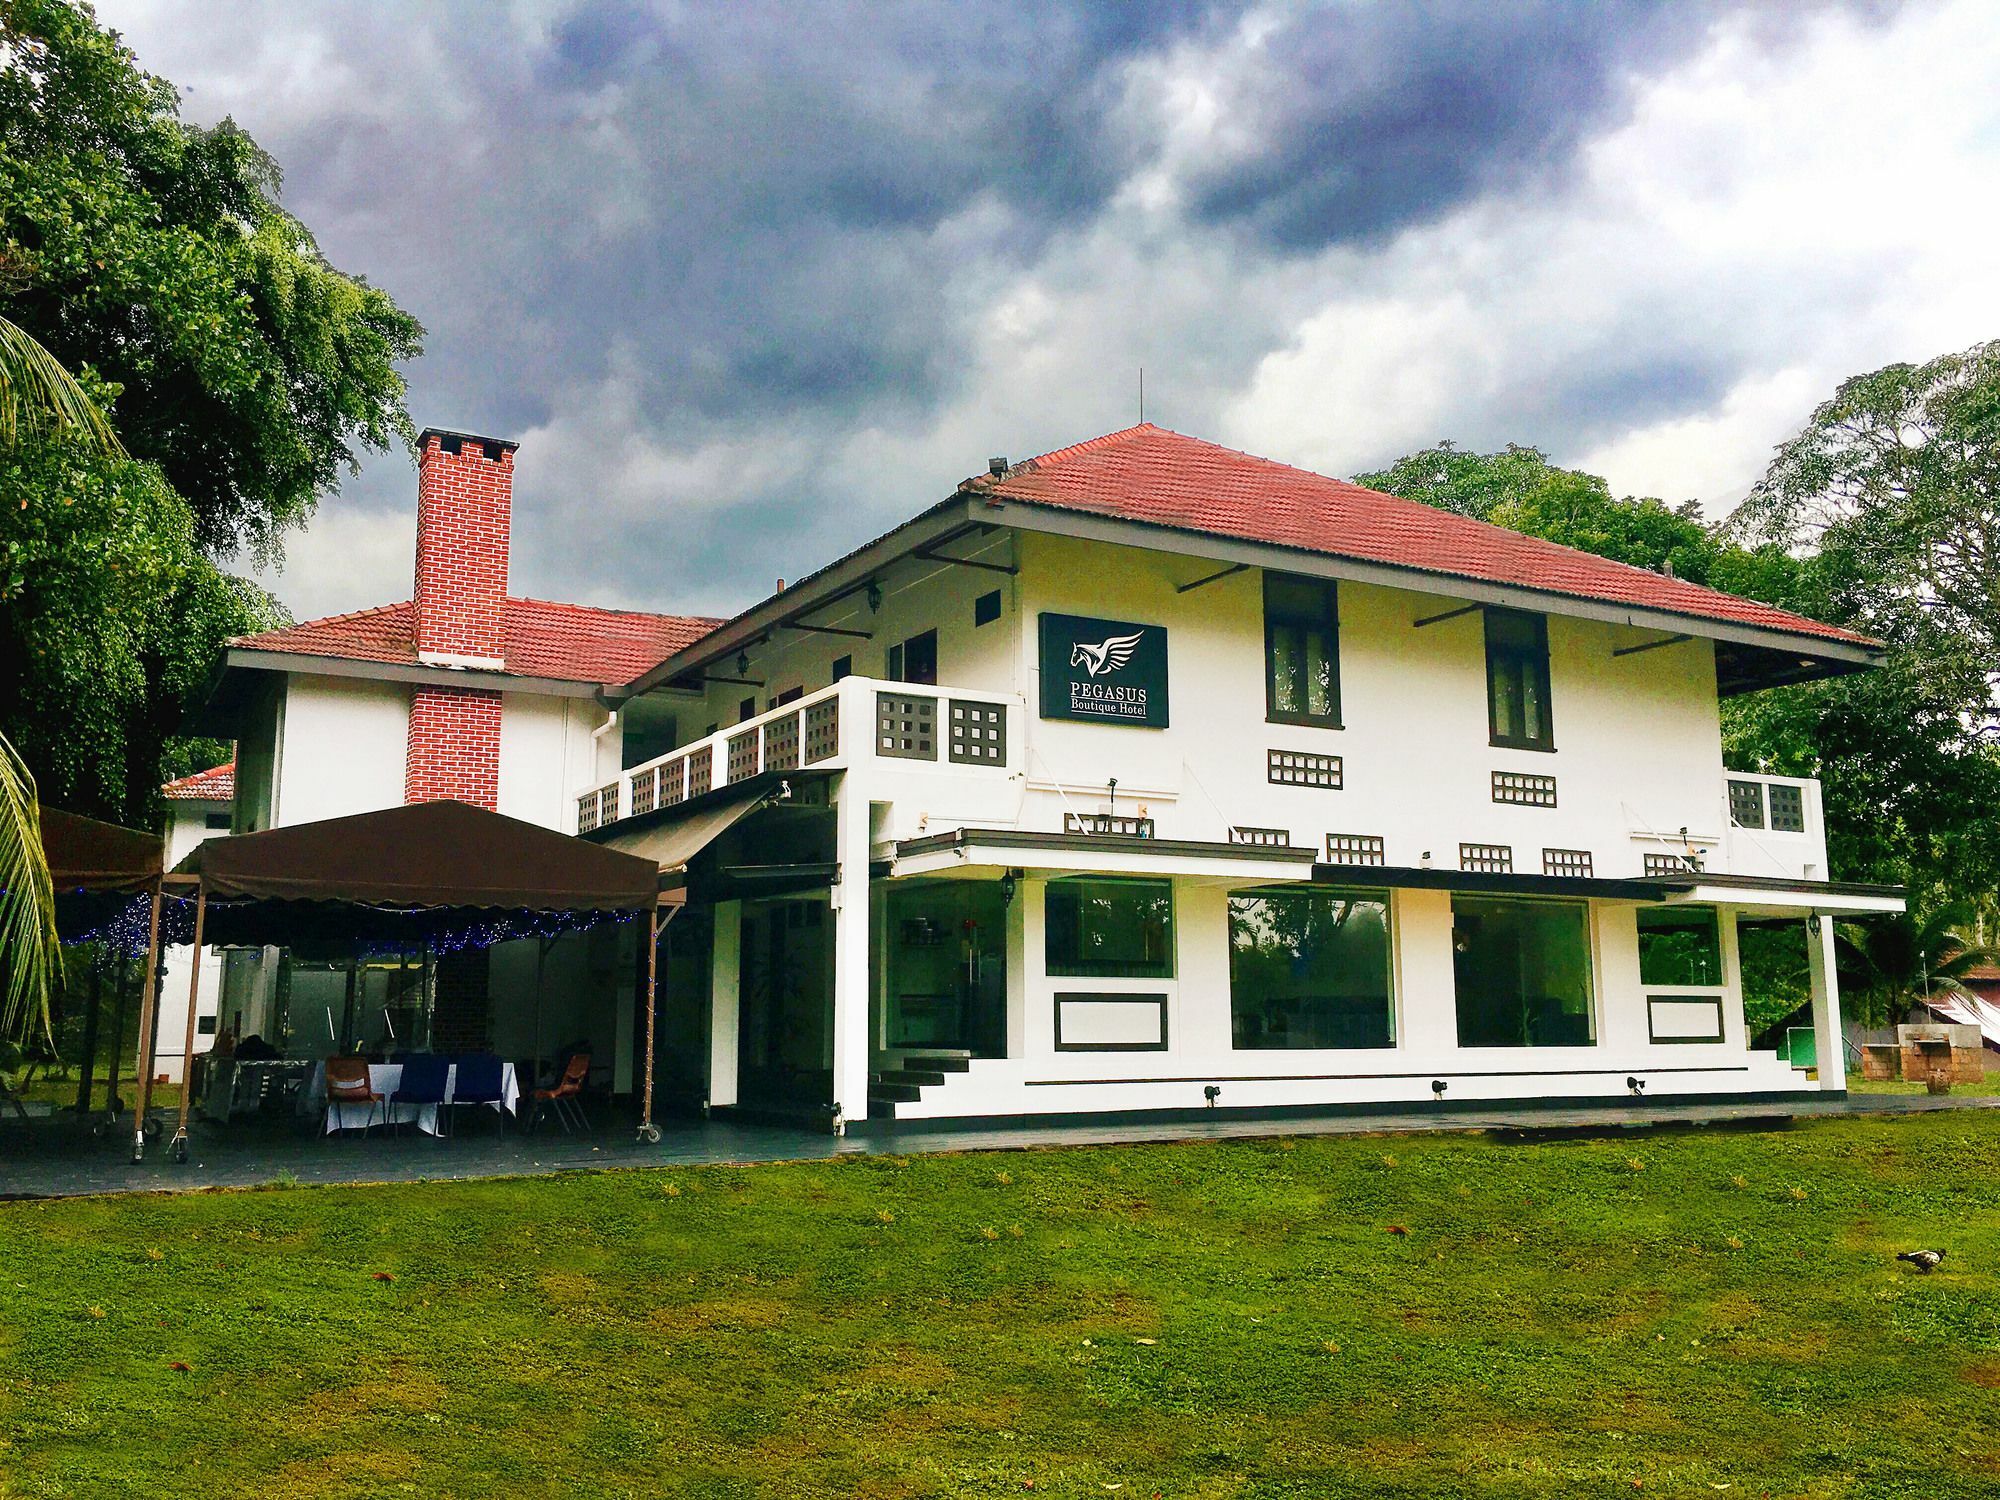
left=324, top=1056, right=386, bottom=1135
left=528, top=1052, right=591, bottom=1134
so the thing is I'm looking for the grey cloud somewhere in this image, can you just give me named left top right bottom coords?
left=104, top=0, right=1932, bottom=621
left=1177, top=1, right=1891, bottom=252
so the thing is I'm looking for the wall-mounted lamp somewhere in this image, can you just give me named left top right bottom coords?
left=866, top=580, right=882, bottom=614
left=736, top=651, right=751, bottom=678
left=1808, top=914, right=1822, bottom=935
left=999, top=870, right=1018, bottom=906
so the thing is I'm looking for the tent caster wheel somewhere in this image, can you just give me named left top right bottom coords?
left=637, top=1124, right=661, bottom=1144
left=169, top=1136, right=189, bottom=1164
left=89, top=1121, right=106, bottom=1140
left=142, top=1118, right=162, bottom=1141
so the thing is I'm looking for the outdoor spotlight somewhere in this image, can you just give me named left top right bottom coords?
left=1431, top=1079, right=1448, bottom=1100
left=866, top=579, right=882, bottom=613
left=1419, top=850, right=1433, bottom=869
left=1203, top=1085, right=1222, bottom=1108
left=1627, top=1076, right=1646, bottom=1096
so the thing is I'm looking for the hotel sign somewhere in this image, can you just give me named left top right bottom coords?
left=1038, top=612, right=1169, bottom=728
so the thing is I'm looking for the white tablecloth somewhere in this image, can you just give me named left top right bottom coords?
left=304, top=1061, right=519, bottom=1135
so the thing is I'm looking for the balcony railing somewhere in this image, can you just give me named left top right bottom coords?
left=577, top=676, right=1018, bottom=834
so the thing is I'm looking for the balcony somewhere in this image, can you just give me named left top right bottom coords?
left=1629, top=772, right=1827, bottom=883
left=577, top=676, right=1021, bottom=834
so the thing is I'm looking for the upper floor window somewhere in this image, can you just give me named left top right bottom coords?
left=887, top=628, right=938, bottom=686
left=831, top=654, right=852, bottom=682
left=1265, top=573, right=1340, bottom=728
left=1485, top=609, right=1553, bottom=751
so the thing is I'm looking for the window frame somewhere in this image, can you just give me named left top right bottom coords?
left=1227, top=885, right=1396, bottom=1051
left=888, top=628, right=938, bottom=686
left=1449, top=893, right=1598, bottom=1049
left=1043, top=876, right=1176, bottom=980
left=1484, top=608, right=1555, bottom=752
left=1263, top=572, right=1343, bottom=730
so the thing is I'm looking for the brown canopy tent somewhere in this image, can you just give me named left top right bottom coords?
left=147, top=800, right=674, bottom=1161
left=41, top=805, right=165, bottom=895
left=36, top=806, right=168, bottom=1138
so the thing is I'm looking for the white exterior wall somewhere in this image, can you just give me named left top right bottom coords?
left=1006, top=531, right=1733, bottom=876
left=498, top=693, right=608, bottom=831
left=274, top=675, right=410, bottom=826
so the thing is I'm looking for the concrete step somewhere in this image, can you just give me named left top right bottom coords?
left=868, top=1082, right=922, bottom=1105
left=898, top=1053, right=971, bottom=1073
left=871, top=1068, right=947, bottom=1088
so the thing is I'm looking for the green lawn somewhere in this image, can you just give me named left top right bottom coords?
left=3, top=1115, right=1999, bottom=1499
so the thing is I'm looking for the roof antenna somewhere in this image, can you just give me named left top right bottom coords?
left=1139, top=366, right=1145, bottom=426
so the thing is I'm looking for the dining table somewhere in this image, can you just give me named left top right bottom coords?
left=302, top=1059, right=520, bottom=1136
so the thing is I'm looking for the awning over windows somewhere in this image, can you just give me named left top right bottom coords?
left=597, top=779, right=781, bottom=872
left=1310, top=862, right=1904, bottom=914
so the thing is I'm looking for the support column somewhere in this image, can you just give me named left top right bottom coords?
left=1806, top=913, right=1845, bottom=1092
left=1394, top=888, right=1459, bottom=1060
left=830, top=779, right=872, bottom=1132
left=707, top=900, right=741, bottom=1110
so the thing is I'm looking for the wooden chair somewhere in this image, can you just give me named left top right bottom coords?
left=323, top=1056, right=385, bottom=1135
left=528, top=1052, right=591, bottom=1134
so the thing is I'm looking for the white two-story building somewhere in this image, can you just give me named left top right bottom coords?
left=196, top=422, right=1897, bottom=1132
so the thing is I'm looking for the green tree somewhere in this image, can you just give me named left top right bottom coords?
left=1731, top=340, right=2000, bottom=683
left=0, top=311, right=122, bottom=1044
left=1834, top=903, right=1994, bottom=1030
left=0, top=0, right=417, bottom=828
left=1355, top=441, right=1726, bottom=581
left=0, top=0, right=422, bottom=557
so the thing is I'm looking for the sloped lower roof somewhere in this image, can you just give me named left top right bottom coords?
left=961, top=425, right=1873, bottom=648
left=162, top=762, right=235, bottom=802
left=232, top=597, right=723, bottom=685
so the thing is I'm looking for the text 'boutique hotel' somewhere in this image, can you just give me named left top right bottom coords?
left=191, top=424, right=1900, bottom=1130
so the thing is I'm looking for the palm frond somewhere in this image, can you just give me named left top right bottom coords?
left=0, top=730, right=59, bottom=1044
left=0, top=316, right=124, bottom=455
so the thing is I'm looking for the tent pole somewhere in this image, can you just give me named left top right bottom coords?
left=129, top=882, right=164, bottom=1163
left=168, top=887, right=207, bottom=1163
left=639, top=895, right=662, bottom=1145
left=106, top=946, right=132, bottom=1114
left=73, top=955, right=102, bottom=1115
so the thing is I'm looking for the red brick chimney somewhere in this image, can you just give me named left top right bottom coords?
left=413, top=428, right=517, bottom=668
left=405, top=428, right=516, bottom=810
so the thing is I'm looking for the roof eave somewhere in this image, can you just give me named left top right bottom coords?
left=184, top=647, right=620, bottom=737
left=976, top=496, right=1882, bottom=678
left=617, top=495, right=980, bottom=697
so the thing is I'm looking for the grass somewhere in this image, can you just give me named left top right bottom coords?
left=3, top=1114, right=1999, bottom=1498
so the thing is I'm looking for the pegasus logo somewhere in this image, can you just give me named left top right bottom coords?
left=1071, top=629, right=1145, bottom=678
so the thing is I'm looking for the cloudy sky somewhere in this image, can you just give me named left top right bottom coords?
left=99, top=0, right=2000, bottom=623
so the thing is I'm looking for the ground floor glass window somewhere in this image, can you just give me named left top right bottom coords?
left=1230, top=887, right=1394, bottom=1049
left=1637, top=905, right=1724, bottom=987
left=1452, top=896, right=1595, bottom=1047
left=1045, top=878, right=1174, bottom=979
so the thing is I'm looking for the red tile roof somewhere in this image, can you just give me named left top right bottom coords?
left=233, top=597, right=723, bottom=685
left=964, top=425, right=1874, bottom=647
left=162, top=762, right=235, bottom=802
